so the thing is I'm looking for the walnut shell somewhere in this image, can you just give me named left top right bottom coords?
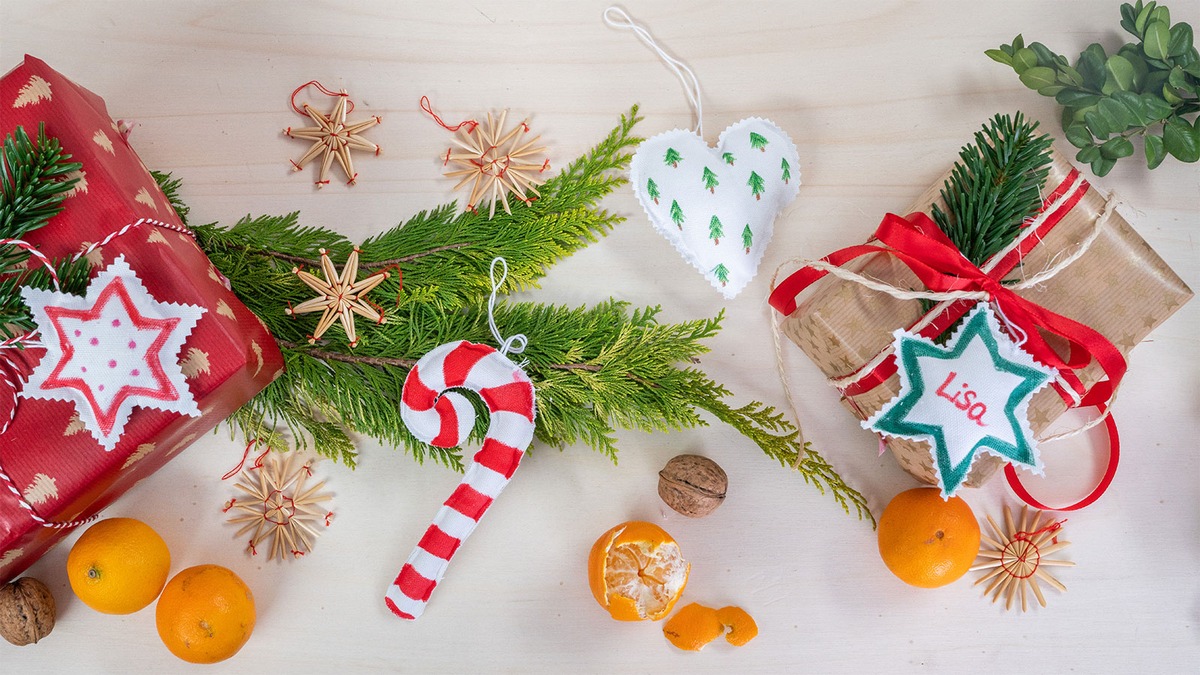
left=658, top=454, right=727, bottom=518
left=0, top=577, right=56, bottom=646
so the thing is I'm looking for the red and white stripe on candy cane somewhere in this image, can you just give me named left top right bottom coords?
left=385, top=340, right=536, bottom=620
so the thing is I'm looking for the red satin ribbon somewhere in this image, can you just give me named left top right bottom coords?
left=1005, top=401, right=1118, bottom=511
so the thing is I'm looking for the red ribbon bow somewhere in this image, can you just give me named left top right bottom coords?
left=770, top=211, right=1126, bottom=403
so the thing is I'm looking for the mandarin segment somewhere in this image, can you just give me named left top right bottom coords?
left=877, top=488, right=981, bottom=588
left=587, top=521, right=689, bottom=621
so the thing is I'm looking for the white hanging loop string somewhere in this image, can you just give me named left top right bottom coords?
left=487, top=257, right=528, bottom=357
left=603, top=6, right=705, bottom=137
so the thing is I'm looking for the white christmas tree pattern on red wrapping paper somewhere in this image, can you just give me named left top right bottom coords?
left=19, top=256, right=206, bottom=450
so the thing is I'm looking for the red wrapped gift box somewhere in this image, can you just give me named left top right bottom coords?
left=0, top=55, right=283, bottom=583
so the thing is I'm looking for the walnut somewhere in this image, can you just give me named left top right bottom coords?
left=658, top=454, right=727, bottom=518
left=0, top=576, right=56, bottom=646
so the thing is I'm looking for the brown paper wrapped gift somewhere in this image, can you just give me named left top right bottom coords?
left=770, top=149, right=1192, bottom=488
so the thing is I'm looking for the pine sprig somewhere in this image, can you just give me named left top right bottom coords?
left=187, top=106, right=870, bottom=522
left=0, top=124, right=92, bottom=341
left=930, top=113, right=1053, bottom=267
left=1, top=123, right=81, bottom=239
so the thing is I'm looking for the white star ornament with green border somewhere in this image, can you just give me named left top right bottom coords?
left=863, top=302, right=1056, bottom=497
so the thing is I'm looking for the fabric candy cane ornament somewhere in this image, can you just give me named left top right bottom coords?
left=385, top=260, right=536, bottom=620
left=606, top=7, right=802, bottom=299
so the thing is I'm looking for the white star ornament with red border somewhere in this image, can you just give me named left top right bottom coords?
left=19, top=256, right=205, bottom=450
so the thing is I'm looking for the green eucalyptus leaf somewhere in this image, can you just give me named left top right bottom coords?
left=1134, top=2, right=1156, bottom=35
left=1120, top=2, right=1138, bottom=35
left=986, top=48, right=1014, bottom=66
left=1084, top=109, right=1112, bottom=138
left=1144, top=132, right=1167, bottom=168
left=1020, top=66, right=1058, bottom=90
left=1057, top=66, right=1085, bottom=87
left=1057, top=89, right=1101, bottom=108
left=1099, top=97, right=1134, bottom=130
left=1149, top=5, right=1170, bottom=28
left=1030, top=42, right=1060, bottom=68
left=1013, top=34, right=1025, bottom=51
left=1106, top=54, right=1136, bottom=90
left=1038, top=84, right=1067, bottom=96
left=1122, top=49, right=1152, bottom=88
left=1078, top=44, right=1108, bottom=88
left=1144, top=69, right=1172, bottom=95
left=1169, top=23, right=1194, bottom=57
left=1144, top=20, right=1171, bottom=60
left=1101, top=136, right=1136, bottom=159
left=1163, top=115, right=1200, bottom=161
left=1091, top=156, right=1117, bottom=176
left=1141, top=92, right=1176, bottom=120
left=1168, top=65, right=1189, bottom=88
left=1112, top=90, right=1149, bottom=124
left=1013, top=47, right=1039, bottom=73
left=1184, top=61, right=1200, bottom=78
left=1076, top=145, right=1102, bottom=163
left=1163, top=83, right=1184, bottom=103
left=1065, top=123, right=1094, bottom=148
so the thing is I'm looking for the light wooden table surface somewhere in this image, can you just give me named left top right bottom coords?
left=3, top=1, right=1198, bottom=672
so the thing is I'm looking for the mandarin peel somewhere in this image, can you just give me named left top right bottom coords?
left=663, top=603, right=759, bottom=651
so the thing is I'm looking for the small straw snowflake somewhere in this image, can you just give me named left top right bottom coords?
left=971, top=505, right=1073, bottom=611
left=224, top=451, right=333, bottom=560
left=442, top=109, right=550, bottom=219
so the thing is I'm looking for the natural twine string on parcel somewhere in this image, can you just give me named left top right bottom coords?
left=769, top=191, right=1125, bottom=468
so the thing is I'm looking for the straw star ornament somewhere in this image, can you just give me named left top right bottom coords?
left=442, top=109, right=550, bottom=218
left=285, top=248, right=391, bottom=347
left=284, top=86, right=381, bottom=187
left=225, top=451, right=333, bottom=561
left=971, top=505, right=1073, bottom=612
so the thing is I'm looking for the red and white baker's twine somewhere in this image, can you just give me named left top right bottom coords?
left=72, top=217, right=194, bottom=263
left=0, top=217, right=196, bottom=531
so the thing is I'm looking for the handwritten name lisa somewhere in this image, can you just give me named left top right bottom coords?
left=935, top=371, right=987, bottom=427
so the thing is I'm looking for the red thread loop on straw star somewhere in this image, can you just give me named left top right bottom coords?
left=222, top=439, right=270, bottom=480
left=222, top=499, right=237, bottom=513
left=1013, top=518, right=1066, bottom=542
left=291, top=80, right=353, bottom=115
left=222, top=439, right=258, bottom=480
left=420, top=96, right=479, bottom=133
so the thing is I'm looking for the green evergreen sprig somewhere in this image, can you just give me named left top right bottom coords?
left=988, top=1, right=1199, bottom=176
left=0, top=124, right=92, bottom=341
left=184, top=106, right=871, bottom=523
left=931, top=112, right=1053, bottom=267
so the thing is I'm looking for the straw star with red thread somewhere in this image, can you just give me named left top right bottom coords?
left=284, top=248, right=391, bottom=347
left=284, top=81, right=381, bottom=187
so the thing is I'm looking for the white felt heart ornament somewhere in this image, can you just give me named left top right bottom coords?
left=630, top=118, right=801, bottom=298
